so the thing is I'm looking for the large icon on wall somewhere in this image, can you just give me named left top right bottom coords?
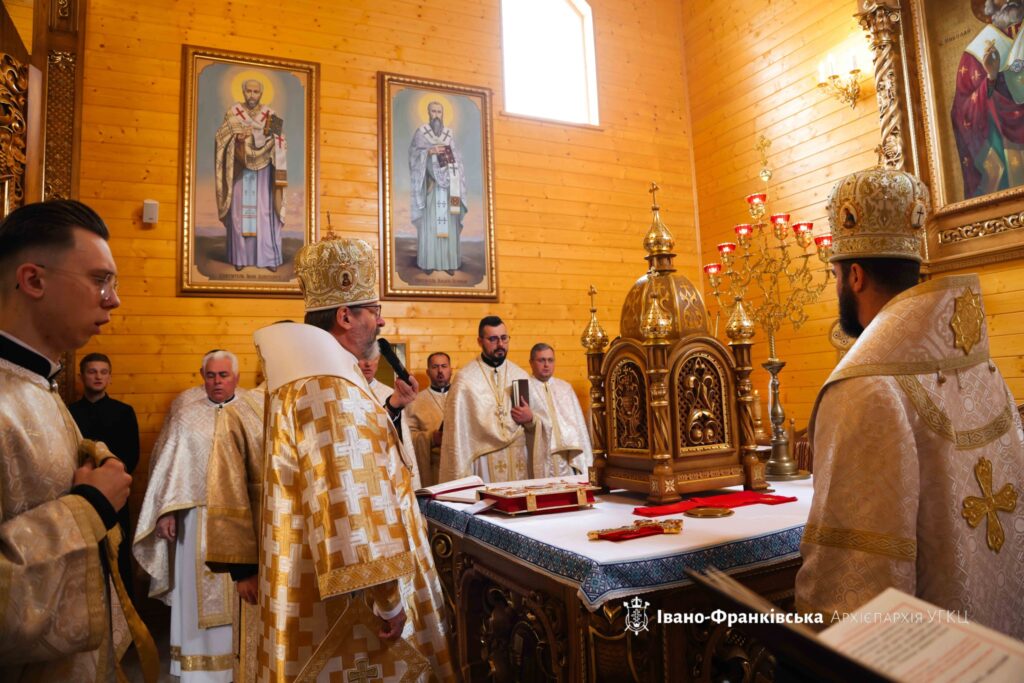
left=179, top=46, right=318, bottom=296
left=881, top=0, right=1024, bottom=270
left=378, top=72, right=498, bottom=301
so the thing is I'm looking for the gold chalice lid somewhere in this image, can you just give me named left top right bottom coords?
left=683, top=507, right=735, bottom=518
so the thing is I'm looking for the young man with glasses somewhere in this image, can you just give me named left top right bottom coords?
left=0, top=199, right=134, bottom=680
left=438, top=315, right=551, bottom=483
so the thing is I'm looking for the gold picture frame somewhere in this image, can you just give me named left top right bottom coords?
left=861, top=0, right=1024, bottom=271
left=179, top=46, right=318, bottom=296
left=378, top=72, right=498, bottom=301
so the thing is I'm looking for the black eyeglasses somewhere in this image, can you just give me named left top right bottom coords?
left=349, top=304, right=382, bottom=318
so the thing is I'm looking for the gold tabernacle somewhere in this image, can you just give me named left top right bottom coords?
left=582, top=184, right=769, bottom=504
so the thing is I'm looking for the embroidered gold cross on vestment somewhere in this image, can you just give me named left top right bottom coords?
left=962, top=457, right=1017, bottom=553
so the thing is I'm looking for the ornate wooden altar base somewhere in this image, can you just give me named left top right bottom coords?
left=422, top=480, right=811, bottom=682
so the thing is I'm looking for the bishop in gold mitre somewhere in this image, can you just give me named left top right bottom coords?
left=253, top=235, right=453, bottom=682
left=796, top=167, right=1024, bottom=638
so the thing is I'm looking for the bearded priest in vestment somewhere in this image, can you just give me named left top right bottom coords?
left=796, top=168, right=1024, bottom=638
left=528, top=343, right=593, bottom=476
left=134, top=350, right=246, bottom=681
left=204, top=386, right=266, bottom=683
left=406, top=352, right=453, bottom=487
left=253, top=235, right=453, bottom=682
left=0, top=200, right=143, bottom=682
left=359, top=355, right=422, bottom=490
left=439, top=316, right=553, bottom=483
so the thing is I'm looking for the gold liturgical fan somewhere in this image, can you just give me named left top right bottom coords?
left=582, top=184, right=768, bottom=504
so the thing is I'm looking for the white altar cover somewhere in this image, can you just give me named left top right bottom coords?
left=423, top=479, right=812, bottom=609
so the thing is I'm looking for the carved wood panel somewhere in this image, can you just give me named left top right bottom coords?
left=0, top=52, right=28, bottom=217
left=610, top=358, right=650, bottom=452
left=674, top=352, right=731, bottom=452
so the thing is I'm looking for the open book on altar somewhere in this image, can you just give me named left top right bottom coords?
left=687, top=568, right=1024, bottom=682
left=416, top=474, right=595, bottom=512
left=415, top=476, right=485, bottom=503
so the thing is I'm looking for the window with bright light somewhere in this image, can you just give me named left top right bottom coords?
left=501, top=0, right=600, bottom=125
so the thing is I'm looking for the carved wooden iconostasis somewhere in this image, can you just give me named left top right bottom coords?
left=1, top=0, right=87, bottom=401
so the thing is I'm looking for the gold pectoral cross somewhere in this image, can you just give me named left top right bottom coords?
left=962, top=457, right=1018, bottom=553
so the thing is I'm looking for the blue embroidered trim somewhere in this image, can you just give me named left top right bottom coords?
left=418, top=498, right=803, bottom=607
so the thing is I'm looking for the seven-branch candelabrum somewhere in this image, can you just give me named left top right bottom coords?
left=702, top=192, right=834, bottom=360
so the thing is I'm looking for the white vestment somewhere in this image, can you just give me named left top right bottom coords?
left=529, top=376, right=593, bottom=476
left=439, top=358, right=552, bottom=483
left=408, top=123, right=465, bottom=271
left=406, top=387, right=448, bottom=487
left=369, top=379, right=422, bottom=490
left=796, top=275, right=1024, bottom=638
left=134, top=390, right=240, bottom=681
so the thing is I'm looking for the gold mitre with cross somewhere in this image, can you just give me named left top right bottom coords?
left=294, top=234, right=378, bottom=311
left=826, top=166, right=931, bottom=263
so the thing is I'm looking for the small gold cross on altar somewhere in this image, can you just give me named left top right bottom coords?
left=587, top=285, right=598, bottom=310
left=962, top=457, right=1018, bottom=553
left=649, top=182, right=659, bottom=208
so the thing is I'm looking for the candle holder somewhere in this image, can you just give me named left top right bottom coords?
left=703, top=136, right=832, bottom=481
left=817, top=51, right=862, bottom=109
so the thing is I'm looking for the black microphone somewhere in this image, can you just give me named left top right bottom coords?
left=377, top=338, right=411, bottom=384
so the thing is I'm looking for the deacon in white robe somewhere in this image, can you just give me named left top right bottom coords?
left=796, top=167, right=1024, bottom=638
left=134, top=351, right=244, bottom=681
left=359, top=355, right=423, bottom=490
left=528, top=343, right=593, bottom=476
left=439, top=316, right=552, bottom=483
left=406, top=352, right=453, bottom=487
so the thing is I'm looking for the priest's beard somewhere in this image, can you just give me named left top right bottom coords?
left=988, top=0, right=1024, bottom=32
left=482, top=348, right=507, bottom=367
left=838, top=285, right=865, bottom=338
left=361, top=336, right=382, bottom=362
left=430, top=116, right=444, bottom=136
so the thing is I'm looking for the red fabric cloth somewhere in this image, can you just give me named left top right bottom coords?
left=633, top=491, right=797, bottom=518
left=594, top=525, right=668, bottom=542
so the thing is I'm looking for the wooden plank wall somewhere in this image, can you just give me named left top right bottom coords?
left=75, top=0, right=700, bottom=506
left=681, top=0, right=1024, bottom=428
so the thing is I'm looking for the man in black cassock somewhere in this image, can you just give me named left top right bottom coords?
left=68, top=351, right=140, bottom=600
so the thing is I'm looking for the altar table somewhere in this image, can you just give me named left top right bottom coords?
left=421, top=479, right=813, bottom=682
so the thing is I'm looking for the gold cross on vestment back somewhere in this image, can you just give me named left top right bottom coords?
left=962, top=457, right=1018, bottom=553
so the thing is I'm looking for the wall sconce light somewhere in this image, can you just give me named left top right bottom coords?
left=817, top=52, right=862, bottom=109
